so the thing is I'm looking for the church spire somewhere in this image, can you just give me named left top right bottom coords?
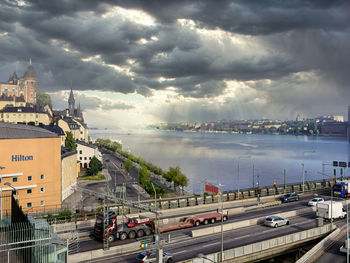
left=68, top=87, right=75, bottom=116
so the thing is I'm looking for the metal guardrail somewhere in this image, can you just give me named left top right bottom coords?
left=33, top=176, right=347, bottom=225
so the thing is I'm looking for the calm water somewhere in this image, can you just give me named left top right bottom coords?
left=90, top=129, right=350, bottom=193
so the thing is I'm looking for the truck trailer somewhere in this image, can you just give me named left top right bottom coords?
left=93, top=210, right=229, bottom=243
left=316, top=200, right=347, bottom=220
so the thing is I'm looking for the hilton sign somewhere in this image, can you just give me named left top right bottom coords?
left=11, top=155, right=34, bottom=162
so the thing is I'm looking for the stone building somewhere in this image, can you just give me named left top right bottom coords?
left=54, top=88, right=89, bottom=142
left=0, top=60, right=37, bottom=104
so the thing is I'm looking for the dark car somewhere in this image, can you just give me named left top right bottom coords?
left=280, top=193, right=299, bottom=203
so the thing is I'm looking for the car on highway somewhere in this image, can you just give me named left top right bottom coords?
left=308, top=197, right=324, bottom=206
left=280, top=193, right=299, bottom=203
left=136, top=250, right=173, bottom=263
left=264, top=216, right=290, bottom=228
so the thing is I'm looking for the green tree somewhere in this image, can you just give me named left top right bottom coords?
left=88, top=156, right=102, bottom=176
left=65, top=131, right=77, bottom=151
left=36, top=91, right=52, bottom=108
left=139, top=166, right=150, bottom=185
left=125, top=158, right=132, bottom=173
left=174, top=174, right=189, bottom=194
left=165, top=166, right=187, bottom=190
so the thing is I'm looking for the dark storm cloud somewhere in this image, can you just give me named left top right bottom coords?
left=0, top=0, right=350, bottom=120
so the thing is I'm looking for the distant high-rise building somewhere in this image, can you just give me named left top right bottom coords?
left=296, top=114, right=303, bottom=121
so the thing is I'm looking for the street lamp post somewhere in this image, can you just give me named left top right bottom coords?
left=218, top=184, right=224, bottom=263
left=347, top=201, right=349, bottom=263
left=237, top=156, right=252, bottom=200
left=302, top=150, right=315, bottom=194
left=317, top=172, right=334, bottom=230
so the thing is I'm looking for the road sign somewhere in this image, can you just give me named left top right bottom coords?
left=339, top=161, right=347, bottom=168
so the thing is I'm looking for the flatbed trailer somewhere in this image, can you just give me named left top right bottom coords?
left=94, top=210, right=229, bottom=242
left=159, top=211, right=229, bottom=232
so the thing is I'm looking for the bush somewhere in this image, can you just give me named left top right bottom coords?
left=58, top=209, right=72, bottom=218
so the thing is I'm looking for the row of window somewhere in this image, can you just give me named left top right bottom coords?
left=26, top=187, right=45, bottom=194
left=27, top=200, right=44, bottom=208
left=0, top=174, right=44, bottom=184
left=79, top=156, right=92, bottom=161
left=3, top=114, right=39, bottom=118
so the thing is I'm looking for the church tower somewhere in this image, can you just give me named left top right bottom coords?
left=68, top=87, right=75, bottom=116
left=23, top=58, right=37, bottom=103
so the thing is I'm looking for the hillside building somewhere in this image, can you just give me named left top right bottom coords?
left=76, top=140, right=102, bottom=168
left=0, top=123, right=79, bottom=212
left=54, top=88, right=89, bottom=142
left=0, top=60, right=37, bottom=104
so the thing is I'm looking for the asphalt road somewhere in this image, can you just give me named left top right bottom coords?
left=88, top=211, right=347, bottom=263
left=75, top=194, right=321, bottom=253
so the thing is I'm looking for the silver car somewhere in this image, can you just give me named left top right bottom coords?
left=136, top=251, right=173, bottom=263
left=264, top=216, right=289, bottom=228
left=308, top=197, right=324, bottom=206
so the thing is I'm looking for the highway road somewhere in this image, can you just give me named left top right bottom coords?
left=86, top=212, right=348, bottom=263
left=74, top=194, right=326, bottom=253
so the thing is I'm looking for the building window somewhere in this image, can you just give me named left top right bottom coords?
left=40, top=187, right=45, bottom=193
left=79, top=150, right=82, bottom=154
left=80, top=157, right=82, bottom=160
left=27, top=189, right=32, bottom=194
left=0, top=178, right=1, bottom=184
left=12, top=177, right=17, bottom=183
left=40, top=200, right=45, bottom=206
left=40, top=174, right=44, bottom=180
left=84, top=157, right=87, bottom=160
left=89, top=157, right=92, bottom=160
left=28, top=176, right=32, bottom=181
left=27, top=202, right=32, bottom=208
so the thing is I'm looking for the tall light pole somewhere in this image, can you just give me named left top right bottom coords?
left=347, top=201, right=349, bottom=263
left=237, top=156, right=251, bottom=199
left=218, top=184, right=225, bottom=263
left=317, top=172, right=333, bottom=230
left=302, top=150, right=315, bottom=194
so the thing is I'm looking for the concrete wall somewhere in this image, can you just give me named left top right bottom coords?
left=185, top=224, right=332, bottom=263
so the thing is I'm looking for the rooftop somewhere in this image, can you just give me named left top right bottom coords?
left=77, top=140, right=96, bottom=149
left=0, top=123, right=58, bottom=139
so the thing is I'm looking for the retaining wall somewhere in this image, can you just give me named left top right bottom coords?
left=184, top=224, right=333, bottom=263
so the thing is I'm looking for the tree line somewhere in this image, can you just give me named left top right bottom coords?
left=94, top=138, right=189, bottom=197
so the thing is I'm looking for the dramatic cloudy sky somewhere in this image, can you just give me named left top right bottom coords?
left=1, top=0, right=349, bottom=128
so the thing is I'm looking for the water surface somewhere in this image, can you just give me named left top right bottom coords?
left=90, top=130, right=350, bottom=193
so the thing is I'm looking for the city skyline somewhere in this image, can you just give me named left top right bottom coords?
left=1, top=1, right=350, bottom=129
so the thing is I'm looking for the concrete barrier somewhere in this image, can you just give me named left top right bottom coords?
left=296, top=224, right=342, bottom=263
left=68, top=240, right=141, bottom=263
left=185, top=224, right=332, bottom=263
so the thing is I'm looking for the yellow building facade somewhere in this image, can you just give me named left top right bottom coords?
left=61, top=150, right=79, bottom=201
left=0, top=123, right=61, bottom=212
left=0, top=108, right=50, bottom=126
